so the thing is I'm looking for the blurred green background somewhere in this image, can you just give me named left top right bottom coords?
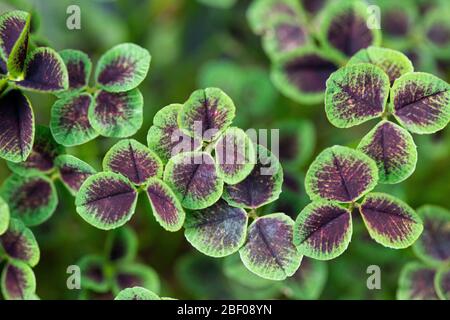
left=0, top=0, right=449, bottom=300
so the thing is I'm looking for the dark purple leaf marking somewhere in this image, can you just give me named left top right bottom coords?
left=95, top=43, right=150, bottom=92
left=0, top=219, right=39, bottom=266
left=383, top=10, right=411, bottom=37
left=427, top=24, right=450, bottom=46
left=51, top=93, right=97, bottom=146
left=9, top=125, right=63, bottom=175
left=223, top=146, right=283, bottom=209
left=1, top=174, right=57, bottom=226
left=413, top=205, right=450, bottom=265
left=164, top=152, right=223, bottom=210
left=359, top=193, right=423, bottom=248
left=301, top=0, right=326, bottom=15
left=325, top=64, right=389, bottom=128
left=90, top=88, right=143, bottom=137
left=2, top=261, right=35, bottom=300
left=268, top=21, right=308, bottom=54
left=0, top=57, right=7, bottom=74
left=398, top=263, right=439, bottom=300
left=325, top=6, right=375, bottom=57
left=305, top=146, right=378, bottom=203
left=184, top=199, right=247, bottom=257
left=179, top=88, right=235, bottom=142
left=16, top=48, right=68, bottom=92
left=103, top=139, right=162, bottom=185
left=294, top=202, right=352, bottom=260
left=147, top=104, right=202, bottom=163
left=106, top=227, right=137, bottom=263
left=239, top=213, right=301, bottom=281
left=113, top=264, right=159, bottom=294
left=75, top=172, right=138, bottom=230
left=357, top=121, right=417, bottom=184
left=59, top=50, right=91, bottom=90
left=282, top=52, right=338, bottom=93
left=146, top=178, right=184, bottom=231
left=391, top=73, right=450, bottom=134
left=98, top=59, right=134, bottom=87
left=58, top=94, right=92, bottom=130
left=78, top=255, right=108, bottom=291
left=55, top=155, right=96, bottom=195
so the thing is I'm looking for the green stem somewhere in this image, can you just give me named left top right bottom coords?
left=248, top=209, right=258, bottom=220
left=50, top=171, right=60, bottom=182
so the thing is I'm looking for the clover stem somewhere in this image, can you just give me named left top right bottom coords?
left=248, top=208, right=258, bottom=220
left=348, top=202, right=355, bottom=212
left=50, top=171, right=60, bottom=182
left=137, top=184, right=147, bottom=193
left=0, top=80, right=8, bottom=95
left=380, top=109, right=390, bottom=121
left=85, top=86, right=98, bottom=95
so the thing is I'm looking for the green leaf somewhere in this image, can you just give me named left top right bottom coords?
left=434, top=267, right=450, bottom=300
left=8, top=125, right=64, bottom=177
left=275, top=119, right=315, bottom=168
left=239, top=213, right=302, bottom=281
left=282, top=258, right=328, bottom=300
left=0, top=196, right=10, bottom=235
left=89, top=89, right=143, bottom=138
left=247, top=0, right=303, bottom=35
left=423, top=8, right=450, bottom=59
left=271, top=46, right=339, bottom=105
left=0, top=89, right=35, bottom=163
left=4, top=11, right=30, bottom=78
left=176, top=253, right=233, bottom=299
left=50, top=93, right=99, bottom=146
left=105, top=226, right=138, bottom=264
left=397, top=262, right=439, bottom=300
left=223, top=145, right=283, bottom=209
left=58, top=49, right=92, bottom=93
left=357, top=120, right=417, bottom=184
left=163, top=151, right=224, bottom=210
left=197, top=61, right=277, bottom=120
left=223, top=254, right=278, bottom=290
left=359, top=193, right=423, bottom=249
left=115, top=287, right=160, bottom=300
left=103, top=139, right=163, bottom=186
left=112, top=263, right=160, bottom=295
left=348, top=47, right=414, bottom=85
left=75, top=172, right=138, bottom=230
left=55, top=154, right=97, bottom=196
left=0, top=218, right=39, bottom=267
left=412, top=205, right=450, bottom=266
left=1, top=260, right=36, bottom=300
left=262, top=16, right=310, bottom=59
left=325, top=63, right=390, bottom=128
left=317, top=0, right=381, bottom=62
left=95, top=43, right=151, bottom=92
left=184, top=199, right=248, bottom=258
left=389, top=72, right=450, bottom=134
left=0, top=174, right=58, bottom=227
left=78, top=255, right=108, bottom=292
left=178, top=87, right=235, bottom=142
left=294, top=201, right=352, bottom=260
left=305, top=145, right=378, bottom=203
left=214, top=127, right=256, bottom=185
left=147, top=103, right=202, bottom=164
left=145, top=178, right=185, bottom=232
left=15, top=47, right=69, bottom=93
